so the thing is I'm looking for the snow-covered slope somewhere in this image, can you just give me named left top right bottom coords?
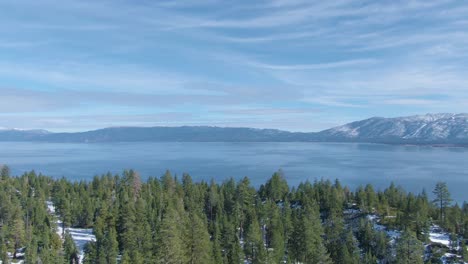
left=0, top=113, right=467, bottom=145
left=317, top=113, right=468, bottom=144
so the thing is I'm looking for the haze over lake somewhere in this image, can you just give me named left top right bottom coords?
left=1, top=142, right=467, bottom=203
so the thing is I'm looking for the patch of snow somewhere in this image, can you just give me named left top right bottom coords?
left=366, top=214, right=378, bottom=222
left=426, top=225, right=467, bottom=264
left=46, top=201, right=96, bottom=264
left=403, top=124, right=427, bottom=139
left=441, top=252, right=467, bottom=264
left=331, top=125, right=360, bottom=137
left=429, top=225, right=450, bottom=247
left=46, top=201, right=55, bottom=214
left=366, top=214, right=400, bottom=243
left=0, top=261, right=24, bottom=264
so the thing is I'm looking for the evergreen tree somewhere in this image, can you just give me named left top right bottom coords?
left=63, top=231, right=79, bottom=264
left=24, top=237, right=38, bottom=264
left=211, top=220, right=223, bottom=264
left=221, top=216, right=244, bottom=264
left=156, top=207, right=188, bottom=264
left=432, top=182, right=452, bottom=223
left=324, top=211, right=359, bottom=263
left=120, top=251, right=132, bottom=264
left=83, top=242, right=98, bottom=264
left=0, top=224, right=9, bottom=263
left=244, top=213, right=266, bottom=264
left=265, top=202, right=285, bottom=263
left=461, top=239, right=467, bottom=262
left=187, top=213, right=213, bottom=264
left=264, top=170, right=289, bottom=201
left=395, top=230, right=423, bottom=264
left=0, top=165, right=10, bottom=180
left=10, top=210, right=26, bottom=259
left=133, top=198, right=152, bottom=259
left=290, top=201, right=331, bottom=264
left=1, top=168, right=467, bottom=264
left=362, top=251, right=377, bottom=264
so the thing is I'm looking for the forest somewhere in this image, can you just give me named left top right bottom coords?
left=0, top=165, right=466, bottom=264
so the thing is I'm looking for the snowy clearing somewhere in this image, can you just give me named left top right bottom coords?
left=47, top=201, right=96, bottom=264
left=429, top=225, right=450, bottom=247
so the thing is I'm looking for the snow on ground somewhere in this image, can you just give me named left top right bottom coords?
left=429, top=225, right=450, bottom=247
left=1, top=252, right=25, bottom=264
left=427, top=225, right=467, bottom=264
left=1, top=246, right=26, bottom=263
left=363, top=215, right=467, bottom=264
left=66, top=227, right=95, bottom=262
left=46, top=200, right=55, bottom=214
left=366, top=214, right=401, bottom=243
left=47, top=201, right=96, bottom=264
left=441, top=252, right=468, bottom=264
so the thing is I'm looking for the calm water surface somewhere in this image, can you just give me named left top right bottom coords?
left=1, top=142, right=467, bottom=203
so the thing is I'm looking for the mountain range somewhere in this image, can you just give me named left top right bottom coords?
left=1, top=113, right=467, bottom=145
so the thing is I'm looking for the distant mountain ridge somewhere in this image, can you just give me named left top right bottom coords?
left=0, top=126, right=310, bottom=143
left=1, top=113, right=467, bottom=145
left=0, top=128, right=50, bottom=141
left=316, top=113, right=468, bottom=144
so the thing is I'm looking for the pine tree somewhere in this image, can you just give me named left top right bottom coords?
left=24, top=237, right=38, bottom=264
left=244, top=213, right=266, bottom=264
left=63, top=231, right=79, bottom=264
left=211, top=220, right=223, bottom=264
left=461, top=239, right=467, bottom=262
left=374, top=230, right=389, bottom=260
left=290, top=201, right=331, bottom=264
left=133, top=198, right=152, bottom=259
left=266, top=203, right=285, bottom=263
left=102, top=227, right=119, bottom=264
left=0, top=231, right=8, bottom=264
left=120, top=251, right=132, bottom=264
left=117, top=194, right=137, bottom=252
left=395, top=230, right=423, bottom=264
left=83, top=242, right=97, bottom=264
left=0, top=165, right=10, bottom=180
left=432, top=182, right=452, bottom=223
left=221, top=216, right=244, bottom=264
left=324, top=211, right=353, bottom=263
left=265, top=170, right=289, bottom=201
left=10, top=210, right=26, bottom=259
left=156, top=207, right=188, bottom=264
left=362, top=251, right=377, bottom=264
left=187, top=213, right=213, bottom=264
left=207, top=179, right=220, bottom=223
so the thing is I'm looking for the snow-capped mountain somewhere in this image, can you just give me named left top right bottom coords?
left=316, top=113, right=468, bottom=144
left=0, top=114, right=467, bottom=145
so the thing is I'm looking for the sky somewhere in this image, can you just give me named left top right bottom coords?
left=1, top=0, right=468, bottom=132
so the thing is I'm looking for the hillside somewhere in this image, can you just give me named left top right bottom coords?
left=316, top=113, right=468, bottom=144
left=1, top=113, right=467, bottom=145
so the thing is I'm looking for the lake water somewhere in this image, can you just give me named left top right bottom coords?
left=1, top=142, right=467, bottom=203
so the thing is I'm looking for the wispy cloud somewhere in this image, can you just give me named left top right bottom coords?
left=248, top=58, right=378, bottom=71
left=0, top=0, right=467, bottom=131
left=382, top=99, right=440, bottom=106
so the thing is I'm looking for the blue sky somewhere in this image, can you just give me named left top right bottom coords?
left=1, top=0, right=467, bottom=132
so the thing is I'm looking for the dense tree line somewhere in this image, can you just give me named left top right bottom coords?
left=0, top=165, right=467, bottom=263
left=0, top=167, right=62, bottom=263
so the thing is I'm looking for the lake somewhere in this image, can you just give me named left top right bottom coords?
left=1, top=141, right=467, bottom=203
